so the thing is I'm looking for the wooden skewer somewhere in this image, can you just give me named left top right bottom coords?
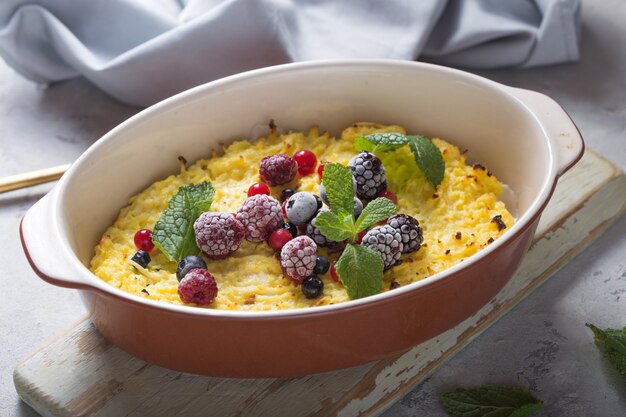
left=0, top=164, right=71, bottom=193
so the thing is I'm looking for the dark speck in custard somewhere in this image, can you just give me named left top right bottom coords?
left=473, top=163, right=486, bottom=171
left=390, top=281, right=400, bottom=290
left=141, top=288, right=150, bottom=295
left=432, top=193, right=439, bottom=199
left=445, top=249, right=450, bottom=255
left=455, top=232, right=462, bottom=240
left=244, top=294, right=256, bottom=305
left=487, top=237, right=495, bottom=244
left=269, top=119, right=277, bottom=131
left=491, top=215, right=507, bottom=231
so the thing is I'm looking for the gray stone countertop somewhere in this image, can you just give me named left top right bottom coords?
left=1, top=1, right=624, bottom=415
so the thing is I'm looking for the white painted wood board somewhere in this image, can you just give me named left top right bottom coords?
left=13, top=150, right=626, bottom=417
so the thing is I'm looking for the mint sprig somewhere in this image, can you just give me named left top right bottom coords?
left=586, top=323, right=626, bottom=376
left=152, top=181, right=215, bottom=261
left=355, top=132, right=445, bottom=188
left=315, top=163, right=396, bottom=300
left=441, top=385, right=543, bottom=417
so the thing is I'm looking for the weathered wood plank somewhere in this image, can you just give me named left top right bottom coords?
left=14, top=150, right=626, bottom=417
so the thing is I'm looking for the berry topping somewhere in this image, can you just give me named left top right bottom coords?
left=279, top=187, right=296, bottom=203
left=348, top=151, right=388, bottom=200
left=360, top=225, right=403, bottom=270
left=285, top=192, right=319, bottom=226
left=176, top=255, right=208, bottom=281
left=356, top=229, right=367, bottom=244
left=282, top=222, right=298, bottom=238
left=301, top=275, right=324, bottom=299
left=259, top=153, right=297, bottom=186
left=130, top=250, right=151, bottom=268
left=293, top=150, right=318, bottom=176
left=386, top=214, right=423, bottom=254
left=280, top=236, right=317, bottom=284
left=306, top=208, right=341, bottom=248
left=313, top=255, right=330, bottom=275
left=237, top=194, right=284, bottom=242
left=353, top=197, right=364, bottom=219
left=268, top=228, right=294, bottom=251
left=178, top=269, right=218, bottom=305
left=194, top=212, right=245, bottom=259
left=134, top=229, right=154, bottom=252
left=378, top=189, right=398, bottom=205
left=247, top=182, right=270, bottom=197
left=330, top=263, right=339, bottom=282
left=317, top=162, right=328, bottom=181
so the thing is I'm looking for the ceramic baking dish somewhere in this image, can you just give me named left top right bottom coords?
left=20, top=60, right=583, bottom=377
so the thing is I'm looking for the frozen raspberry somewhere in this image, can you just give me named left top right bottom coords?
left=280, top=236, right=317, bottom=284
left=194, top=212, right=245, bottom=259
left=237, top=194, right=283, bottom=242
left=178, top=268, right=218, bottom=305
left=361, top=225, right=403, bottom=270
left=348, top=151, right=388, bottom=200
left=306, top=208, right=340, bottom=248
left=259, top=153, right=297, bottom=186
left=387, top=214, right=423, bottom=253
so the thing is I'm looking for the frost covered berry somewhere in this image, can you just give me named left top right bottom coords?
left=285, top=192, right=319, bottom=226
left=176, top=255, right=207, bottom=281
left=387, top=214, right=423, bottom=253
left=178, top=268, right=218, bottom=305
left=348, top=151, right=388, bottom=200
left=237, top=194, right=284, bottom=242
left=306, top=208, right=340, bottom=248
left=194, top=212, right=245, bottom=259
left=361, top=225, right=403, bottom=270
left=280, top=236, right=317, bottom=284
left=259, top=153, right=297, bottom=186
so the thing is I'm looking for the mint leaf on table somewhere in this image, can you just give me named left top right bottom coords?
left=407, top=135, right=445, bottom=188
left=441, top=385, right=543, bottom=417
left=322, top=162, right=355, bottom=215
left=335, top=243, right=384, bottom=299
left=314, top=210, right=357, bottom=242
left=586, top=323, right=626, bottom=376
left=152, top=181, right=215, bottom=262
left=354, top=196, right=397, bottom=232
left=355, top=132, right=408, bottom=153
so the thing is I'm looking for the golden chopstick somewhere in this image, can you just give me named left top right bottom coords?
left=0, top=163, right=71, bottom=193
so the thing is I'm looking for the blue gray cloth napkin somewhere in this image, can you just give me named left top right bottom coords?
left=0, top=0, right=581, bottom=107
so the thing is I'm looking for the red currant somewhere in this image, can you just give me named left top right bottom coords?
left=281, top=199, right=288, bottom=216
left=317, top=162, right=328, bottom=181
left=134, top=229, right=154, bottom=252
left=268, top=228, right=294, bottom=251
left=248, top=182, right=270, bottom=197
left=356, top=230, right=367, bottom=244
left=378, top=189, right=398, bottom=205
left=293, top=150, right=317, bottom=176
left=330, top=264, right=339, bottom=282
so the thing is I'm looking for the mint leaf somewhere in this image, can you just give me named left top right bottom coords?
left=354, top=197, right=397, bottom=232
left=407, top=135, right=445, bottom=188
left=336, top=243, right=384, bottom=299
left=441, top=385, right=543, bottom=417
left=152, top=181, right=215, bottom=261
left=586, top=323, right=626, bottom=376
left=322, top=163, right=354, bottom=215
left=355, top=132, right=408, bottom=153
left=314, top=211, right=356, bottom=242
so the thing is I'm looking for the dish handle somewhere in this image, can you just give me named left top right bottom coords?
left=20, top=189, right=92, bottom=290
left=506, top=86, right=584, bottom=176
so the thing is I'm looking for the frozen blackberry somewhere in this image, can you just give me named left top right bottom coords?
left=259, top=153, right=297, bottom=186
left=360, top=225, right=403, bottom=270
left=280, top=236, right=317, bottom=284
left=348, top=151, right=387, bottom=200
left=194, top=212, right=245, bottom=259
left=176, top=255, right=207, bottom=281
left=285, top=192, right=319, bottom=226
left=178, top=268, right=218, bottom=305
left=306, top=208, right=341, bottom=248
left=387, top=214, right=423, bottom=254
left=237, top=194, right=284, bottom=242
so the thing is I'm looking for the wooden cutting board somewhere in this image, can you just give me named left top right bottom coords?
left=13, top=150, right=626, bottom=417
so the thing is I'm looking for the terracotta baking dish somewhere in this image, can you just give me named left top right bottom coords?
left=20, top=60, right=583, bottom=377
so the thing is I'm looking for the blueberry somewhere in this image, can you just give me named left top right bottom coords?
left=176, top=255, right=207, bottom=281
left=280, top=188, right=296, bottom=203
left=285, top=192, right=319, bottom=225
left=131, top=250, right=151, bottom=268
left=314, top=194, right=323, bottom=210
left=282, top=222, right=298, bottom=238
left=313, top=255, right=330, bottom=275
left=353, top=197, right=363, bottom=219
left=302, top=275, right=324, bottom=299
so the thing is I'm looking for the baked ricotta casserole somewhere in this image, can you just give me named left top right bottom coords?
left=90, top=122, right=514, bottom=311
